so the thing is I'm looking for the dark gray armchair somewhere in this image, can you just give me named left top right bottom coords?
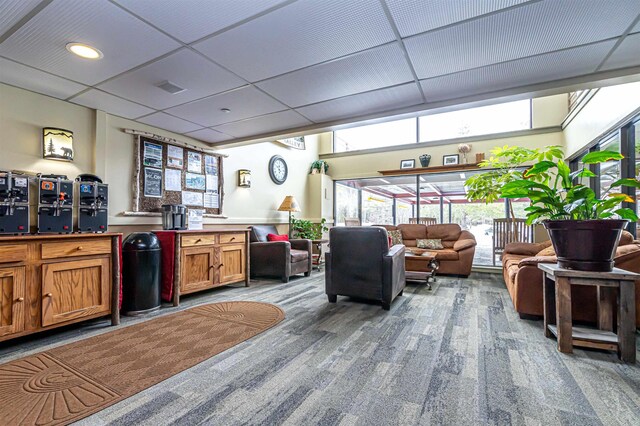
left=325, top=227, right=406, bottom=310
left=249, top=225, right=312, bottom=283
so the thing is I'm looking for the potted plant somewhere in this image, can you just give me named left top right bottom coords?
left=291, top=216, right=328, bottom=240
left=310, top=160, right=329, bottom=174
left=481, top=145, right=639, bottom=271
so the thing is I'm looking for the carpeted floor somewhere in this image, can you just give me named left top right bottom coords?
left=1, top=272, right=639, bottom=425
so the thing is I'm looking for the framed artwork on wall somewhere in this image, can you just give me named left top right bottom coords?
left=400, top=159, right=415, bottom=169
left=443, top=154, right=459, bottom=165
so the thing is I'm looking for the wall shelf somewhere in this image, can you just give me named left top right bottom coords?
left=378, top=163, right=480, bottom=176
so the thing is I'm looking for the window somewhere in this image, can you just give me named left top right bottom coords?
left=599, top=134, right=621, bottom=198
left=419, top=100, right=531, bottom=142
left=333, top=118, right=416, bottom=153
left=335, top=183, right=359, bottom=226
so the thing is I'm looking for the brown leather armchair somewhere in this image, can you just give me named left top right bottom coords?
left=325, top=227, right=406, bottom=310
left=249, top=225, right=312, bottom=283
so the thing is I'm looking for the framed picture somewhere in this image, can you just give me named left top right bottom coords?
left=443, top=154, right=459, bottom=165
left=400, top=159, right=415, bottom=169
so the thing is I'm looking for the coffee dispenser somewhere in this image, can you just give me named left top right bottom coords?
left=0, top=171, right=30, bottom=234
left=37, top=174, right=73, bottom=233
left=161, top=204, right=187, bottom=230
left=75, top=174, right=108, bottom=233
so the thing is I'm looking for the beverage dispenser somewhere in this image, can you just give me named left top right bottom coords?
left=75, top=174, right=108, bottom=233
left=0, top=171, right=30, bottom=234
left=37, top=174, right=73, bottom=233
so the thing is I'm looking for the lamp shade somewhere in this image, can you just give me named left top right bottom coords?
left=278, top=195, right=301, bottom=212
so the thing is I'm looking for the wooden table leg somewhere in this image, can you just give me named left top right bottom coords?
left=597, top=286, right=615, bottom=332
left=618, top=280, right=636, bottom=363
left=555, top=276, right=573, bottom=353
left=111, top=236, right=121, bottom=326
left=543, top=273, right=556, bottom=338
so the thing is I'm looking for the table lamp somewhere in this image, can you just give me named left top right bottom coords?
left=278, top=195, right=301, bottom=238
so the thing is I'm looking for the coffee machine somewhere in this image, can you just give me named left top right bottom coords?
left=75, top=174, right=108, bottom=233
left=162, top=204, right=187, bottom=230
left=0, top=171, right=30, bottom=234
left=37, top=174, right=73, bottom=233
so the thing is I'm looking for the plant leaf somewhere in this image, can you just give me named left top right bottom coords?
left=582, top=150, right=624, bottom=164
left=609, top=178, right=640, bottom=189
left=523, top=161, right=556, bottom=178
left=569, top=168, right=596, bottom=181
left=613, top=208, right=639, bottom=221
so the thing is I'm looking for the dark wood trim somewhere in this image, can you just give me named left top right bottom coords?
left=379, top=162, right=480, bottom=176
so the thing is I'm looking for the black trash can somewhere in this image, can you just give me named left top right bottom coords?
left=121, top=232, right=161, bottom=315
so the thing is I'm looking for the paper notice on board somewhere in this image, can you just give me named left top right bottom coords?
left=167, top=145, right=183, bottom=168
left=206, top=174, right=218, bottom=192
left=205, top=155, right=218, bottom=175
left=164, top=168, right=181, bottom=191
left=187, top=152, right=202, bottom=173
left=204, top=191, right=219, bottom=209
left=185, top=173, right=206, bottom=190
left=188, top=209, right=204, bottom=230
left=144, top=167, right=162, bottom=198
left=143, top=142, right=163, bottom=168
left=182, top=191, right=203, bottom=206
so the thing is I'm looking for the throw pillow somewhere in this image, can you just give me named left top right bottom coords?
left=388, top=230, right=404, bottom=246
left=537, top=245, right=555, bottom=257
left=267, top=233, right=289, bottom=242
left=416, top=238, right=443, bottom=249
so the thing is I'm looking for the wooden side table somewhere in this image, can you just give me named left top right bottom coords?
left=539, top=263, right=638, bottom=363
left=311, top=239, right=328, bottom=271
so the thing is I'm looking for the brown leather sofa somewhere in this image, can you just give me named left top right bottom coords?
left=502, top=231, right=640, bottom=326
left=377, top=224, right=477, bottom=277
left=249, top=225, right=312, bottom=282
left=326, top=227, right=406, bottom=310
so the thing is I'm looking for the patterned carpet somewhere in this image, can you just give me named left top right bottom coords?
left=0, top=272, right=638, bottom=425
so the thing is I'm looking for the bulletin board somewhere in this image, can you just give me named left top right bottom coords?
left=132, top=135, right=224, bottom=215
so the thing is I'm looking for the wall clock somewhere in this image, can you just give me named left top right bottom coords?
left=269, top=155, right=288, bottom=185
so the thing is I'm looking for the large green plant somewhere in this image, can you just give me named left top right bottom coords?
left=291, top=216, right=328, bottom=239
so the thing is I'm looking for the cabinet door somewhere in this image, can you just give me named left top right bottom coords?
left=218, top=244, right=246, bottom=284
left=42, top=258, right=111, bottom=327
left=0, top=267, right=25, bottom=337
left=180, top=246, right=216, bottom=294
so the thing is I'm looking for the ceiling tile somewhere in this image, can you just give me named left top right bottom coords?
left=386, top=0, right=529, bottom=38
left=98, top=49, right=245, bottom=110
left=113, top=0, right=290, bottom=43
left=184, top=128, right=233, bottom=144
left=419, top=40, right=615, bottom=102
left=0, top=57, right=86, bottom=99
left=405, top=0, right=640, bottom=79
left=69, top=89, right=154, bottom=119
left=296, top=83, right=423, bottom=123
left=0, top=0, right=181, bottom=85
left=165, top=86, right=287, bottom=127
left=600, top=33, right=640, bottom=71
left=213, top=110, right=311, bottom=138
left=257, top=43, right=414, bottom=107
left=0, top=0, right=42, bottom=35
left=137, top=112, right=202, bottom=133
left=194, top=0, right=395, bottom=82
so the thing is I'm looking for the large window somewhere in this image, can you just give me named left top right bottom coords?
left=334, top=99, right=532, bottom=153
left=599, top=134, right=621, bottom=198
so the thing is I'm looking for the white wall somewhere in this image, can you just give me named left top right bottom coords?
left=565, top=81, right=640, bottom=158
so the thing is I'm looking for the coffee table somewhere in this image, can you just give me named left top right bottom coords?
left=404, top=251, right=439, bottom=290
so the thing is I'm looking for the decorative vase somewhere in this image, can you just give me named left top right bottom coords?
left=419, top=154, right=431, bottom=167
left=544, top=219, right=628, bottom=272
left=476, top=153, right=485, bottom=163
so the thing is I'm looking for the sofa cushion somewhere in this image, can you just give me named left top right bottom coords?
left=536, top=245, right=555, bottom=257
left=267, top=233, right=289, bottom=242
left=290, top=249, right=309, bottom=262
left=417, top=238, right=444, bottom=249
left=518, top=255, right=557, bottom=267
left=397, top=224, right=427, bottom=240
left=250, top=225, right=279, bottom=242
left=453, top=239, right=476, bottom=251
left=619, top=230, right=634, bottom=246
left=426, top=224, right=462, bottom=241
left=388, top=230, right=404, bottom=246
left=432, top=249, right=459, bottom=261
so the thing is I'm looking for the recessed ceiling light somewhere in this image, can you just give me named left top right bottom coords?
left=66, top=42, right=103, bottom=59
left=221, top=108, right=231, bottom=113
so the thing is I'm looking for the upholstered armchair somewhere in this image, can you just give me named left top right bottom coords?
left=249, top=225, right=312, bottom=283
left=325, top=226, right=406, bottom=310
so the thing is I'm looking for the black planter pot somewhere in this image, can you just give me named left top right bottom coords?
left=543, top=219, right=629, bottom=272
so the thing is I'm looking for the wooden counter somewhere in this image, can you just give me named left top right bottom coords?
left=0, top=233, right=121, bottom=343
left=154, top=229, right=250, bottom=306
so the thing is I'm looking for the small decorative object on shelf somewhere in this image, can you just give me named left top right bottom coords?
left=458, top=143, right=471, bottom=164
left=400, top=159, right=415, bottom=169
left=309, top=160, right=329, bottom=174
left=419, top=154, right=431, bottom=167
left=475, top=152, right=485, bottom=163
left=443, top=154, right=459, bottom=165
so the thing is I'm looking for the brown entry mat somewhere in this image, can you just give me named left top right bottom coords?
left=0, top=301, right=285, bottom=425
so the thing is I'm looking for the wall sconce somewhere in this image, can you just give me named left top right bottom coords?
left=43, top=127, right=74, bottom=161
left=238, top=169, right=251, bottom=187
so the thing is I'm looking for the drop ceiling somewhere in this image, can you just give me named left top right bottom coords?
left=1, top=0, right=639, bottom=146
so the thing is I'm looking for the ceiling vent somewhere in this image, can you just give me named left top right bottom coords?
left=156, top=80, right=186, bottom=94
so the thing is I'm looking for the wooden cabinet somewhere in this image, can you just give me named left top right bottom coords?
left=0, top=234, right=121, bottom=343
left=155, top=229, right=249, bottom=306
